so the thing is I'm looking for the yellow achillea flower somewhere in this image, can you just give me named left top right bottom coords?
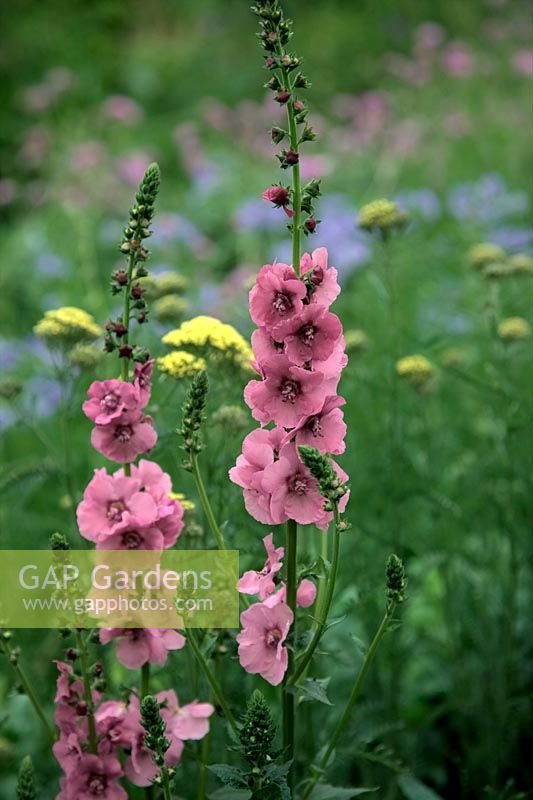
left=34, top=307, right=102, bottom=345
left=162, top=315, right=252, bottom=369
left=67, top=343, right=103, bottom=369
left=142, top=271, right=189, bottom=298
left=168, top=491, right=196, bottom=512
left=153, top=295, right=187, bottom=324
left=157, top=351, right=206, bottom=380
left=358, top=199, right=408, bottom=233
left=507, top=253, right=533, bottom=276
left=396, top=354, right=434, bottom=387
left=497, top=317, right=531, bottom=342
left=344, top=329, right=368, bottom=353
left=466, top=242, right=505, bottom=270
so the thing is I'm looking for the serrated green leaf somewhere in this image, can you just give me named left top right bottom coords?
left=208, top=764, right=249, bottom=789
left=307, top=784, right=378, bottom=799
left=398, top=774, right=444, bottom=800
left=289, top=677, right=333, bottom=705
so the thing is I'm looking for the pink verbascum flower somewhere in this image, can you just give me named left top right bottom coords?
left=262, top=442, right=326, bottom=525
left=82, top=380, right=140, bottom=425
left=58, top=753, right=126, bottom=800
left=236, top=601, right=293, bottom=686
left=95, top=525, right=166, bottom=550
left=249, top=262, right=306, bottom=331
left=159, top=690, right=215, bottom=740
left=238, top=533, right=285, bottom=600
left=91, top=411, right=157, bottom=463
left=244, top=354, right=324, bottom=427
left=229, top=427, right=285, bottom=524
left=272, top=303, right=342, bottom=365
left=76, top=470, right=160, bottom=542
left=99, top=628, right=186, bottom=669
left=300, top=247, right=341, bottom=307
left=284, top=395, right=347, bottom=455
left=264, top=578, right=317, bottom=608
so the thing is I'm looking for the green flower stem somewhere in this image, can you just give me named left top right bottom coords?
left=289, top=508, right=341, bottom=686
left=0, top=640, right=55, bottom=743
left=186, top=629, right=238, bottom=735
left=283, top=518, right=298, bottom=790
left=141, top=662, right=151, bottom=699
left=121, top=251, right=136, bottom=478
left=76, top=630, right=98, bottom=753
left=301, top=606, right=396, bottom=800
left=190, top=453, right=227, bottom=552
left=279, top=67, right=301, bottom=274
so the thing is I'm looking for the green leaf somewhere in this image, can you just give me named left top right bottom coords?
left=398, top=774, right=444, bottom=800
left=289, top=677, right=333, bottom=705
left=307, top=785, right=378, bottom=799
left=208, top=764, right=249, bottom=790
left=207, top=790, right=252, bottom=800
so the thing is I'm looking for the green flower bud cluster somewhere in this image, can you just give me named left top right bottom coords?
left=140, top=695, right=174, bottom=790
left=179, top=370, right=209, bottom=468
left=298, top=445, right=348, bottom=511
left=239, top=690, right=277, bottom=768
left=17, top=756, right=36, bottom=800
left=385, top=554, right=407, bottom=611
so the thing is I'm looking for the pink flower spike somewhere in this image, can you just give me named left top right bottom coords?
left=264, top=578, right=317, bottom=608
left=249, top=262, right=306, bottom=332
left=82, top=379, right=140, bottom=425
left=236, top=601, right=293, bottom=686
left=95, top=525, right=165, bottom=550
left=300, top=247, right=341, bottom=307
left=91, top=412, right=157, bottom=463
left=134, top=359, right=154, bottom=406
left=272, top=304, right=343, bottom=366
left=238, top=533, right=285, bottom=600
left=284, top=394, right=347, bottom=455
left=244, top=354, right=325, bottom=428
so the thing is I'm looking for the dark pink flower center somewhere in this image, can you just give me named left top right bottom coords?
left=107, top=500, right=126, bottom=521
left=121, top=530, right=143, bottom=549
left=115, top=424, right=133, bottom=442
left=280, top=378, right=300, bottom=403
left=306, top=416, right=322, bottom=437
left=298, top=323, right=316, bottom=345
left=272, top=291, right=293, bottom=316
left=101, top=391, right=119, bottom=412
left=311, top=266, right=324, bottom=286
left=289, top=474, right=308, bottom=495
left=87, top=774, right=107, bottom=795
left=265, top=627, right=282, bottom=648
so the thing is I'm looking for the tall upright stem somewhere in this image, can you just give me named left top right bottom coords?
left=301, top=607, right=395, bottom=800
left=186, top=629, right=238, bottom=735
left=280, top=70, right=301, bottom=275
left=283, top=518, right=298, bottom=788
left=0, top=637, right=55, bottom=742
left=191, top=453, right=227, bottom=551
left=121, top=251, right=136, bottom=477
left=289, top=509, right=341, bottom=686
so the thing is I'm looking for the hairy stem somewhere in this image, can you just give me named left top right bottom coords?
left=283, top=518, right=298, bottom=789
left=186, top=629, right=238, bottom=735
left=191, top=453, right=227, bottom=551
left=1, top=640, right=55, bottom=742
left=289, top=508, right=341, bottom=686
left=301, top=607, right=395, bottom=799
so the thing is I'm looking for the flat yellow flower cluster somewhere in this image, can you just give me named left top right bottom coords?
left=396, top=354, right=434, bottom=386
left=466, top=242, right=505, bottom=270
left=162, top=315, right=253, bottom=370
left=358, top=199, right=408, bottom=233
left=497, top=317, right=531, bottom=342
left=157, top=350, right=206, bottom=379
left=168, top=491, right=196, bottom=512
left=34, top=307, right=102, bottom=345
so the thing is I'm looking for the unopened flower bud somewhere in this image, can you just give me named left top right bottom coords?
left=275, top=90, right=291, bottom=104
left=304, top=216, right=318, bottom=234
left=119, top=345, right=133, bottom=358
